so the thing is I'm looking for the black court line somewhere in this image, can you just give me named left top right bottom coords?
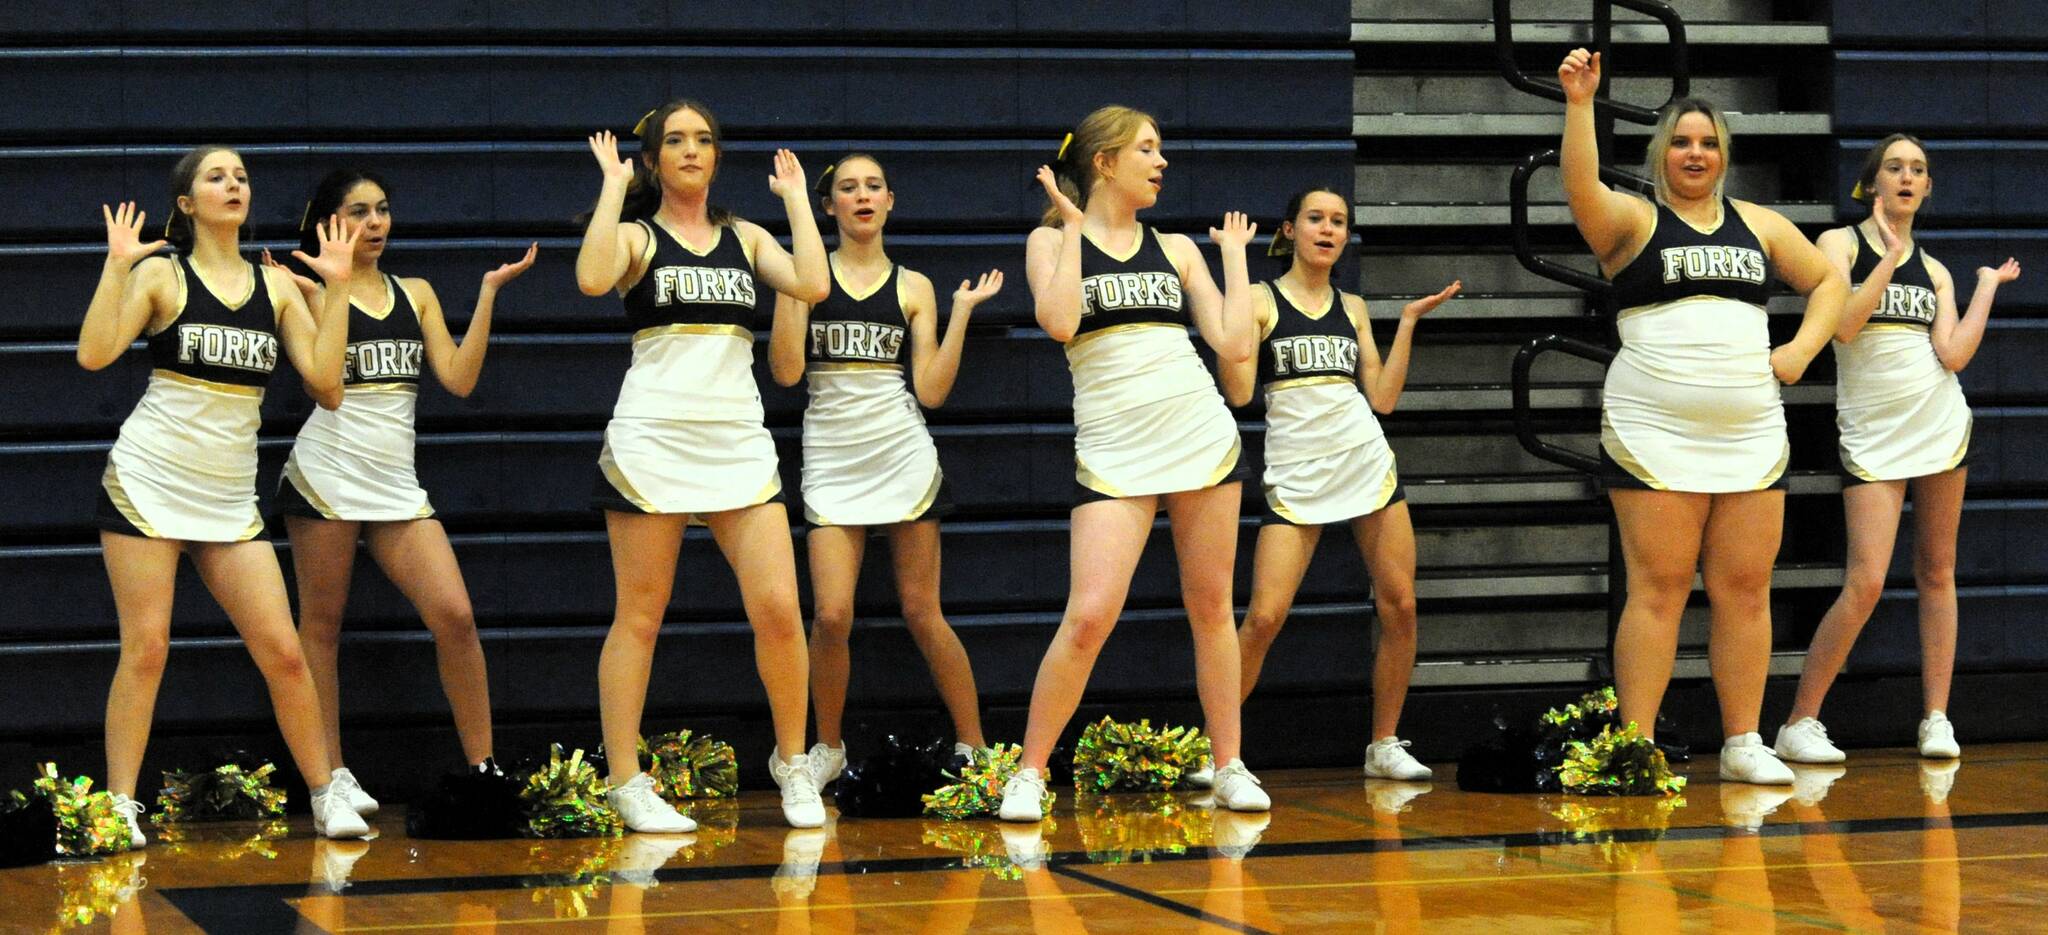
left=153, top=809, right=2048, bottom=932
left=1049, top=863, right=1280, bottom=935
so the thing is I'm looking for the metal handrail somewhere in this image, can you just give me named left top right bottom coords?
left=1490, top=0, right=1690, bottom=126
left=1506, top=148, right=1656, bottom=297
left=1509, top=334, right=1615, bottom=474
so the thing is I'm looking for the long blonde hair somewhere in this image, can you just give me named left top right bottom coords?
left=1644, top=97, right=1732, bottom=206
left=1042, top=105, right=1158, bottom=228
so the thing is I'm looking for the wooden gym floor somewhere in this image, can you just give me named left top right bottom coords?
left=6, top=743, right=2045, bottom=933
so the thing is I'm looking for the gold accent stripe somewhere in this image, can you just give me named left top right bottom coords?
left=597, top=441, right=659, bottom=514
left=1946, top=415, right=1974, bottom=472
left=1266, top=375, right=1352, bottom=392
left=237, top=512, right=267, bottom=541
left=831, top=257, right=891, bottom=302
left=1840, top=449, right=1881, bottom=484
left=810, top=361, right=903, bottom=373
left=414, top=502, right=436, bottom=520
left=1370, top=461, right=1402, bottom=514
left=1616, top=293, right=1760, bottom=319
left=1600, top=411, right=1668, bottom=491
left=1205, top=436, right=1244, bottom=487
left=1064, top=320, right=1183, bottom=350
left=101, top=464, right=160, bottom=538
left=901, top=466, right=945, bottom=523
left=1263, top=482, right=1306, bottom=525
left=152, top=369, right=265, bottom=397
left=1755, top=439, right=1792, bottom=491
left=1074, top=456, right=1124, bottom=499
left=1858, top=321, right=1930, bottom=334
left=345, top=381, right=420, bottom=393
left=632, top=322, right=753, bottom=342
left=283, top=462, right=344, bottom=521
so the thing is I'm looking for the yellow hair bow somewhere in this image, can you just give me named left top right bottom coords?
left=632, top=108, right=657, bottom=137
left=1056, top=132, right=1073, bottom=161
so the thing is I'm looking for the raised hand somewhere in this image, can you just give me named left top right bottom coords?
left=1208, top=211, right=1259, bottom=252
left=483, top=243, right=539, bottom=290
left=1770, top=344, right=1810, bottom=385
left=1036, top=165, right=1084, bottom=228
left=1978, top=257, right=2022, bottom=286
left=1558, top=48, right=1602, bottom=105
left=102, top=201, right=167, bottom=267
left=767, top=148, right=808, bottom=201
left=952, top=269, right=1004, bottom=319
left=589, top=130, right=635, bottom=185
left=292, top=215, right=360, bottom=285
left=1872, top=194, right=1905, bottom=259
left=260, top=248, right=320, bottom=303
left=1402, top=279, right=1462, bottom=321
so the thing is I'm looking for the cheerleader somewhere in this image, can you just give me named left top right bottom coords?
left=575, top=101, right=831, bottom=830
left=765, top=153, right=1002, bottom=783
left=261, top=168, right=536, bottom=812
left=997, top=105, right=1268, bottom=821
left=76, top=146, right=371, bottom=841
left=1556, top=49, right=1847, bottom=784
left=1219, top=187, right=1460, bottom=782
left=1776, top=134, right=2021, bottom=763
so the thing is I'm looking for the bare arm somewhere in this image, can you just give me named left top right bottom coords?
left=1931, top=255, right=2021, bottom=372
left=1218, top=287, right=1270, bottom=407
left=1558, top=49, right=1655, bottom=271
left=1361, top=281, right=1460, bottom=414
left=913, top=269, right=1001, bottom=408
left=1181, top=214, right=1257, bottom=364
left=1826, top=209, right=1909, bottom=343
left=77, top=202, right=170, bottom=370
left=768, top=292, right=811, bottom=387
left=279, top=216, right=361, bottom=405
left=421, top=244, right=534, bottom=398
left=745, top=149, right=830, bottom=303
left=1741, top=202, right=1846, bottom=385
left=1027, top=167, right=1086, bottom=342
left=575, top=131, right=638, bottom=296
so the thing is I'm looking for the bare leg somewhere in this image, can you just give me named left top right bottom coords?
left=1786, top=481, right=1905, bottom=722
left=804, top=525, right=865, bottom=748
left=1608, top=489, right=1711, bottom=740
left=1017, top=496, right=1157, bottom=772
left=705, top=502, right=809, bottom=759
left=364, top=519, right=494, bottom=764
left=599, top=510, right=687, bottom=784
left=1910, top=468, right=1967, bottom=715
left=189, top=540, right=334, bottom=787
left=285, top=516, right=362, bottom=767
left=1237, top=522, right=1320, bottom=701
left=888, top=520, right=985, bottom=747
left=100, top=532, right=184, bottom=798
left=1699, top=489, right=1786, bottom=738
left=1164, top=482, right=1245, bottom=765
left=1355, top=501, right=1420, bottom=741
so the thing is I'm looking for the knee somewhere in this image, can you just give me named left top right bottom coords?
left=749, top=593, right=805, bottom=645
left=1705, top=567, right=1773, bottom=614
left=1239, top=609, right=1286, bottom=648
left=121, top=629, right=171, bottom=678
left=1913, top=555, right=1956, bottom=594
left=1180, top=583, right=1235, bottom=629
left=609, top=605, right=666, bottom=646
left=1062, top=604, right=1120, bottom=651
left=249, top=634, right=311, bottom=683
left=810, top=605, right=854, bottom=647
left=422, top=600, right=478, bottom=646
left=901, top=605, right=950, bottom=640
left=296, top=606, right=344, bottom=647
left=1375, top=583, right=1418, bottom=628
left=1838, top=568, right=1887, bottom=614
left=1628, top=568, right=1696, bottom=615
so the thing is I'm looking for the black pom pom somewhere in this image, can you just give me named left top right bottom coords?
left=406, top=766, right=525, bottom=839
left=0, top=794, right=56, bottom=868
left=833, top=736, right=951, bottom=818
left=1456, top=719, right=1550, bottom=794
left=1046, top=744, right=1075, bottom=788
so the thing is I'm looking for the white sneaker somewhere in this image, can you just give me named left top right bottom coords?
left=1364, top=779, right=1433, bottom=815
left=606, top=773, right=697, bottom=834
left=109, top=792, right=147, bottom=849
left=772, top=827, right=829, bottom=899
left=1919, top=712, right=1961, bottom=759
left=769, top=750, right=828, bottom=829
left=328, top=767, right=380, bottom=817
left=1719, top=782, right=1795, bottom=832
left=1718, top=733, right=1795, bottom=785
left=807, top=742, right=847, bottom=787
left=953, top=742, right=977, bottom=761
left=1919, top=760, right=1960, bottom=804
left=1211, top=759, right=1270, bottom=812
left=1773, top=718, right=1846, bottom=764
left=313, top=839, right=370, bottom=893
left=998, top=824, right=1049, bottom=870
left=1184, top=757, right=1214, bottom=789
left=1212, top=811, right=1270, bottom=860
left=997, top=767, right=1048, bottom=822
left=312, top=788, right=371, bottom=840
left=614, top=833, right=691, bottom=886
left=1790, top=764, right=1848, bottom=807
left=1363, top=737, right=1434, bottom=781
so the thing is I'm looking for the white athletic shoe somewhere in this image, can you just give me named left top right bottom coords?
left=1363, top=737, right=1434, bottom=781
left=327, top=767, right=380, bottom=817
left=108, top=792, right=147, bottom=849
left=1919, top=712, right=1961, bottom=759
left=1364, top=780, right=1434, bottom=815
left=312, top=787, right=371, bottom=840
left=1184, top=757, right=1215, bottom=789
left=1790, top=764, right=1848, bottom=807
left=606, top=773, right=697, bottom=834
left=1212, top=811, right=1270, bottom=860
left=1719, top=782, right=1795, bottom=832
left=807, top=742, right=847, bottom=787
left=1919, top=760, right=1960, bottom=805
left=1212, top=759, right=1271, bottom=812
left=997, top=767, right=1048, bottom=822
left=312, top=838, right=370, bottom=893
left=998, top=823, right=1049, bottom=871
left=1718, top=733, right=1796, bottom=785
left=769, top=750, right=828, bottom=829
left=1773, top=718, right=1846, bottom=764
